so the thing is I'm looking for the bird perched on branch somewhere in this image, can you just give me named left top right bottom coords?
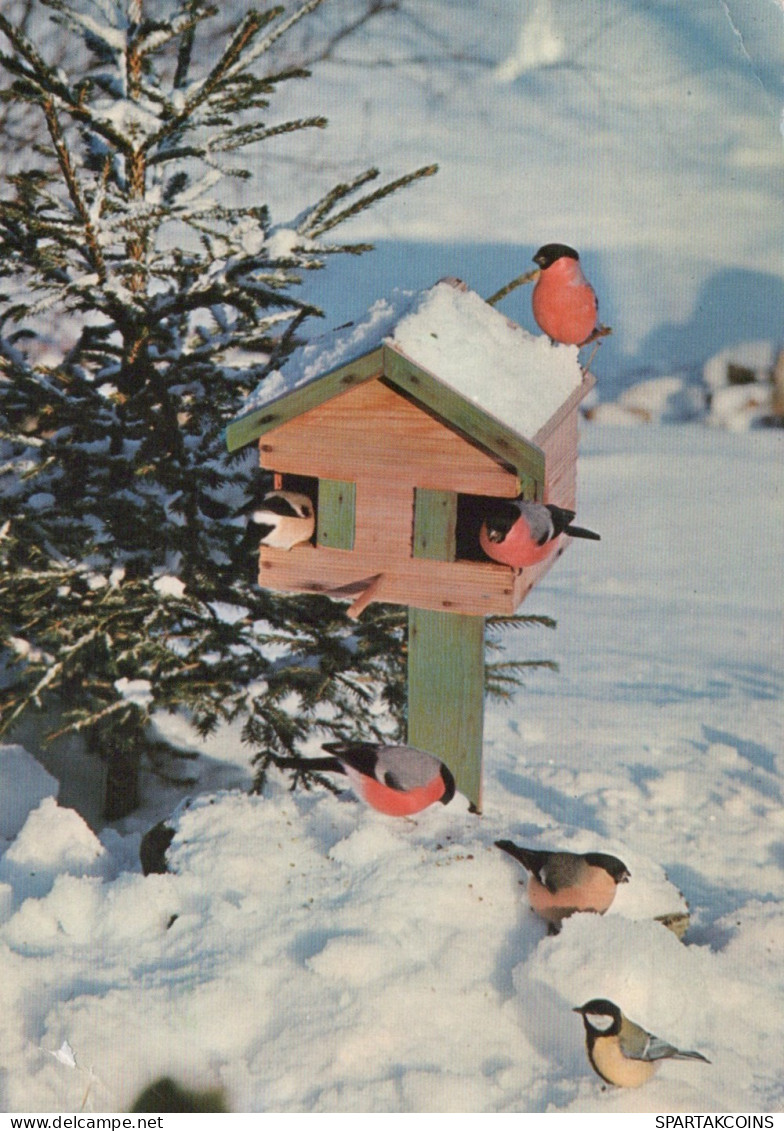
left=295, top=741, right=456, bottom=816
left=251, top=489, right=315, bottom=550
left=479, top=500, right=600, bottom=569
left=495, top=840, right=629, bottom=933
left=574, top=999, right=710, bottom=1088
left=532, top=243, right=599, bottom=346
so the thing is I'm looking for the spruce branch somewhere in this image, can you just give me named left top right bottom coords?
left=308, top=163, right=438, bottom=237
left=201, top=114, right=328, bottom=155
left=486, top=612, right=557, bottom=632
left=0, top=12, right=134, bottom=155
left=142, top=8, right=277, bottom=154
left=485, top=659, right=559, bottom=700
left=297, top=166, right=380, bottom=235
left=41, top=96, right=107, bottom=281
left=234, top=0, right=326, bottom=74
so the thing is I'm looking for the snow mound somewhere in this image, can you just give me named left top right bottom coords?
left=586, top=375, right=705, bottom=426
left=0, top=797, right=112, bottom=901
left=708, top=381, right=776, bottom=431
left=703, top=341, right=777, bottom=392
left=702, top=340, right=781, bottom=430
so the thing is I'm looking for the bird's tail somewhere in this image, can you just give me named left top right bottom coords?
left=320, top=740, right=379, bottom=777
left=546, top=504, right=600, bottom=542
left=564, top=523, right=601, bottom=541
left=494, top=840, right=546, bottom=874
left=672, top=1050, right=711, bottom=1063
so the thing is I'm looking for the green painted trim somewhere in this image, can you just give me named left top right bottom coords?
left=518, top=472, right=540, bottom=501
left=225, top=340, right=547, bottom=500
left=224, top=348, right=384, bottom=452
left=407, top=607, right=485, bottom=810
left=317, top=479, right=355, bottom=550
left=413, top=489, right=457, bottom=561
left=382, top=345, right=546, bottom=490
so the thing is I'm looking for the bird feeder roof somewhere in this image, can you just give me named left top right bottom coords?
left=225, top=279, right=586, bottom=484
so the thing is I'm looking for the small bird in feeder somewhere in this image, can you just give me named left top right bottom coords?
left=495, top=840, right=629, bottom=933
left=251, top=490, right=315, bottom=550
left=297, top=741, right=456, bottom=816
left=479, top=500, right=600, bottom=569
left=532, top=243, right=599, bottom=346
left=573, top=999, right=710, bottom=1088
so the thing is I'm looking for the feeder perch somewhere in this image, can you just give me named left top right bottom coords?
left=226, top=278, right=594, bottom=809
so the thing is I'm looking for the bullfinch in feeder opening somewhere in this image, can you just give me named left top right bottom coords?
left=532, top=243, right=599, bottom=346
left=252, top=489, right=315, bottom=550
left=302, top=741, right=456, bottom=816
left=479, top=500, right=600, bottom=569
left=574, top=999, right=710, bottom=1088
left=495, top=841, right=630, bottom=933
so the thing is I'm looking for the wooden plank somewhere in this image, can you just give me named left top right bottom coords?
left=257, top=542, right=517, bottom=616
left=541, top=411, right=578, bottom=509
left=511, top=549, right=565, bottom=610
left=317, top=479, right=355, bottom=550
left=257, top=378, right=519, bottom=497
left=413, top=489, right=457, bottom=561
left=224, top=348, right=384, bottom=452
left=407, top=607, right=485, bottom=810
left=382, top=344, right=546, bottom=490
left=509, top=409, right=590, bottom=608
left=352, top=480, right=414, bottom=556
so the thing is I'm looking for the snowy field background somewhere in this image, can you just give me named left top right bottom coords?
left=1, top=0, right=783, bottom=1115
left=269, top=0, right=784, bottom=397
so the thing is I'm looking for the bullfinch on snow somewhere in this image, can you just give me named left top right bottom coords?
left=298, top=741, right=456, bottom=816
left=495, top=840, right=630, bottom=933
left=251, top=489, right=315, bottom=550
left=574, top=999, right=710, bottom=1088
left=532, top=243, right=599, bottom=346
left=479, top=500, right=600, bottom=569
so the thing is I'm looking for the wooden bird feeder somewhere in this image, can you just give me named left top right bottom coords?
left=226, top=279, right=594, bottom=809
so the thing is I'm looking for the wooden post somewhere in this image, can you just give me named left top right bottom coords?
left=407, top=608, right=485, bottom=811
left=408, top=486, right=485, bottom=810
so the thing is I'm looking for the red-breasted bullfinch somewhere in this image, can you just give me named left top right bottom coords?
left=532, top=243, right=599, bottom=346
left=479, top=500, right=600, bottom=569
left=252, top=489, right=315, bottom=550
left=495, top=841, right=630, bottom=933
left=298, top=741, right=456, bottom=816
left=574, top=999, right=710, bottom=1088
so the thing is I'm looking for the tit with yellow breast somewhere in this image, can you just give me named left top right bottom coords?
left=574, top=999, right=710, bottom=1088
left=495, top=840, right=630, bottom=934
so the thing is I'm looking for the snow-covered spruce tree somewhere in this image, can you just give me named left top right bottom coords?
left=0, top=0, right=442, bottom=817
left=0, top=0, right=555, bottom=819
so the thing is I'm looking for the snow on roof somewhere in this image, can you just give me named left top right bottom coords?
left=244, top=281, right=583, bottom=438
left=392, top=281, right=583, bottom=435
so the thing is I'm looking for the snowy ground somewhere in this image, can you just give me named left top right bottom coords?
left=1, top=424, right=782, bottom=1114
